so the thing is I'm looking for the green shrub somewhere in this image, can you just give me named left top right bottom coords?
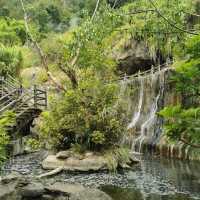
left=159, top=106, right=200, bottom=144
left=0, top=18, right=26, bottom=46
left=160, top=35, right=200, bottom=147
left=91, top=131, right=106, bottom=145
left=71, top=143, right=86, bottom=154
left=0, top=45, right=22, bottom=77
left=105, top=147, right=130, bottom=172
left=0, top=111, right=16, bottom=164
left=38, top=78, right=126, bottom=151
left=26, top=138, right=41, bottom=151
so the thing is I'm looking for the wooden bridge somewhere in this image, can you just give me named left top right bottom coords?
left=0, top=74, right=47, bottom=135
left=119, top=62, right=172, bottom=81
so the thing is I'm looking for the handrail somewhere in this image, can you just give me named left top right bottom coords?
left=0, top=92, right=28, bottom=114
left=0, top=98, right=15, bottom=110
left=6, top=74, right=21, bottom=86
left=0, top=74, right=47, bottom=132
left=117, top=62, right=172, bottom=82
left=0, top=89, right=18, bottom=102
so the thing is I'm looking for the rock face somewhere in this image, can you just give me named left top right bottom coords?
left=42, top=151, right=139, bottom=171
left=112, top=39, right=156, bottom=75
left=0, top=173, right=112, bottom=200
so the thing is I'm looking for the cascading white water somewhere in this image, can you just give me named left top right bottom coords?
left=122, top=66, right=168, bottom=154
left=127, top=75, right=144, bottom=130
left=119, top=65, right=197, bottom=160
left=136, top=92, right=161, bottom=152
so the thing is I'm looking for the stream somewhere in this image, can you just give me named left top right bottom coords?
left=1, top=152, right=200, bottom=200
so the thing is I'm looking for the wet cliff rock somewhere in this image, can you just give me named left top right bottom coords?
left=113, top=39, right=155, bottom=75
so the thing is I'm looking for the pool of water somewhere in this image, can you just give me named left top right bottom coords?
left=101, top=156, right=200, bottom=200
left=1, top=152, right=200, bottom=200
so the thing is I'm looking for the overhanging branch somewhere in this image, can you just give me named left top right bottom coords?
left=149, top=0, right=199, bottom=35
left=20, top=0, right=66, bottom=91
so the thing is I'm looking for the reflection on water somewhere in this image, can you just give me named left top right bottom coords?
left=101, top=156, right=200, bottom=200
left=1, top=153, right=199, bottom=200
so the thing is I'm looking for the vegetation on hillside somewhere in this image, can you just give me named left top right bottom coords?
left=0, top=0, right=199, bottom=165
left=159, top=35, right=200, bottom=148
left=0, top=111, right=15, bottom=164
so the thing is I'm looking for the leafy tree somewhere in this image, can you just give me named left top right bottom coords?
left=160, top=34, right=200, bottom=148
left=58, top=5, right=123, bottom=88
left=118, top=0, right=195, bottom=60
left=46, top=4, right=61, bottom=24
left=159, top=106, right=200, bottom=148
left=38, top=78, right=126, bottom=151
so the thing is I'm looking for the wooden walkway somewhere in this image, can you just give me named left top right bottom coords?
left=119, top=62, right=172, bottom=81
left=0, top=74, right=47, bottom=134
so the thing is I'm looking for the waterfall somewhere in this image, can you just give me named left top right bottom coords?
left=127, top=75, right=144, bottom=130
left=119, top=65, right=199, bottom=160
left=136, top=92, right=160, bottom=152
left=122, top=66, right=169, bottom=154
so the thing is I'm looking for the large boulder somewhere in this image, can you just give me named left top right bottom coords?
left=70, top=188, right=112, bottom=200
left=46, top=182, right=112, bottom=200
left=46, top=182, right=85, bottom=195
left=20, top=182, right=45, bottom=198
left=42, top=154, right=107, bottom=171
left=0, top=174, right=112, bottom=200
left=0, top=175, right=19, bottom=200
left=42, top=151, right=139, bottom=172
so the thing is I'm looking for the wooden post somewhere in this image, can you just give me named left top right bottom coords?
left=0, top=77, right=3, bottom=97
left=44, top=89, right=47, bottom=109
left=34, top=85, right=37, bottom=108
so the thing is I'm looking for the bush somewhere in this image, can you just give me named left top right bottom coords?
left=160, top=35, right=200, bottom=147
left=105, top=147, right=130, bottom=172
left=38, top=78, right=126, bottom=151
left=0, top=18, right=26, bottom=46
left=159, top=106, right=200, bottom=145
left=0, top=45, right=22, bottom=77
left=0, top=111, right=16, bottom=165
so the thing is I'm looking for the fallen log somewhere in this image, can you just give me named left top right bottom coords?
left=37, top=167, right=63, bottom=178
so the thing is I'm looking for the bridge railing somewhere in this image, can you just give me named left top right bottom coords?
left=0, top=75, right=47, bottom=115
left=118, top=61, right=172, bottom=81
left=33, top=85, right=47, bottom=109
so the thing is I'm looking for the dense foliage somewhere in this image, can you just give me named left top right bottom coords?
left=0, top=111, right=16, bottom=164
left=0, top=45, right=22, bottom=77
left=0, top=0, right=199, bottom=161
left=160, top=35, right=200, bottom=147
left=38, top=78, right=126, bottom=151
left=0, top=18, right=26, bottom=46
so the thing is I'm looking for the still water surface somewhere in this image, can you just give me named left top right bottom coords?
left=1, top=152, right=200, bottom=200
left=101, top=156, right=200, bottom=200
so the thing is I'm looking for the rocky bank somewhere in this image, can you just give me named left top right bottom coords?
left=0, top=172, right=112, bottom=200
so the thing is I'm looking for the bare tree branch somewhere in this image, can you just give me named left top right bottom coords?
left=112, top=0, right=119, bottom=8
left=20, top=0, right=66, bottom=91
left=91, top=0, right=100, bottom=20
left=180, top=138, right=200, bottom=148
left=149, top=0, right=199, bottom=35
left=70, top=48, right=80, bottom=67
left=37, top=167, right=63, bottom=178
left=116, top=9, right=156, bottom=16
left=183, top=11, right=200, bottom=17
left=58, top=48, right=80, bottom=89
